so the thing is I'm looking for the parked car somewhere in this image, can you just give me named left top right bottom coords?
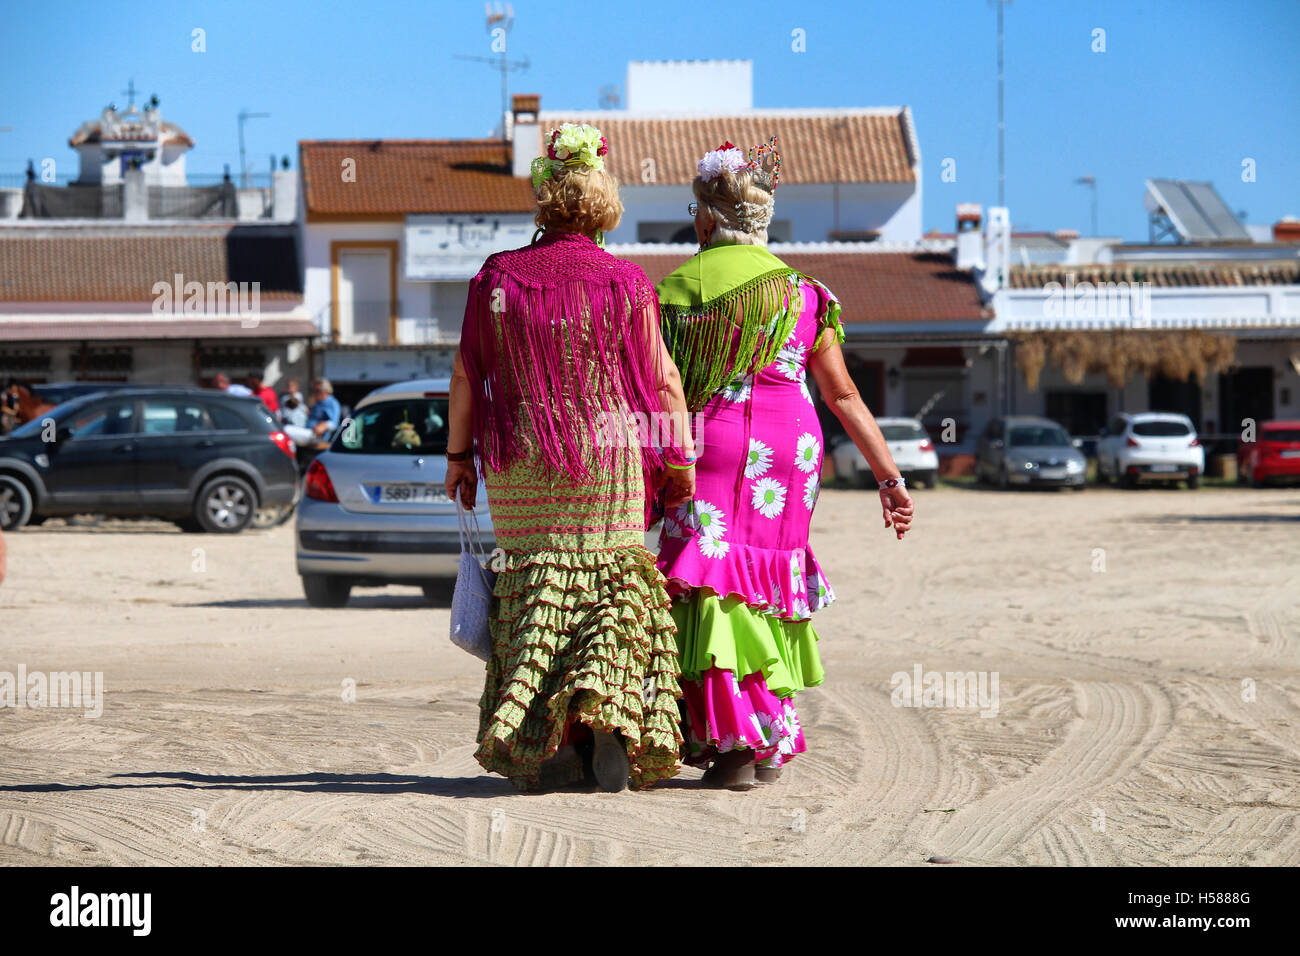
left=294, top=378, right=493, bottom=608
left=830, top=417, right=940, bottom=488
left=1237, top=419, right=1300, bottom=487
left=0, top=387, right=299, bottom=532
left=975, top=415, right=1087, bottom=490
left=1096, top=412, right=1204, bottom=488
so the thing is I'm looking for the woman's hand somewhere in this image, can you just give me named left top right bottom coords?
left=879, top=484, right=914, bottom=540
left=445, top=460, right=478, bottom=508
left=661, top=465, right=695, bottom=509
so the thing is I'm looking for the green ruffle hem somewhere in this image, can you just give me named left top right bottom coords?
left=475, top=547, right=684, bottom=790
left=670, top=592, right=825, bottom=701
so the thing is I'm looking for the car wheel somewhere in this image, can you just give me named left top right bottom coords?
left=1187, top=475, right=1201, bottom=490
left=0, top=475, right=33, bottom=530
left=918, top=470, right=937, bottom=489
left=998, top=465, right=1010, bottom=490
left=194, top=475, right=257, bottom=533
left=854, top=468, right=873, bottom=489
left=302, top=574, right=352, bottom=608
left=1121, top=471, right=1139, bottom=489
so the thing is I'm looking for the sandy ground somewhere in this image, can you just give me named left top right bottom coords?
left=0, top=484, right=1297, bottom=866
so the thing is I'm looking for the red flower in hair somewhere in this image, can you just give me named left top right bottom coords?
left=598, top=136, right=608, bottom=156
left=716, top=141, right=737, bottom=151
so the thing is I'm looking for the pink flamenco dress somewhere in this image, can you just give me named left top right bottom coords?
left=655, top=242, right=844, bottom=771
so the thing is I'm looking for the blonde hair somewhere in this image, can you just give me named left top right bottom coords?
left=693, top=164, right=776, bottom=246
left=534, top=164, right=624, bottom=235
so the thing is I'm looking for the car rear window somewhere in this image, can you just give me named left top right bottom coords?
left=1133, top=421, right=1191, bottom=437
left=333, top=398, right=449, bottom=455
left=881, top=423, right=926, bottom=441
left=1262, top=427, right=1300, bottom=442
left=207, top=402, right=253, bottom=431
left=1008, top=426, right=1070, bottom=447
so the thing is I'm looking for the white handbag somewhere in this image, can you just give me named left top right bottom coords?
left=449, top=501, right=496, bottom=661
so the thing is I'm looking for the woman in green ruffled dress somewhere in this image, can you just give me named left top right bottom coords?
left=445, top=124, right=695, bottom=792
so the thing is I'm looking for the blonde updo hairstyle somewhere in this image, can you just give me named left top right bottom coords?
left=692, top=161, right=776, bottom=246
left=534, top=164, right=624, bottom=236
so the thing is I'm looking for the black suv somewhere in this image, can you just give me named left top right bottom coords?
left=0, top=387, right=299, bottom=533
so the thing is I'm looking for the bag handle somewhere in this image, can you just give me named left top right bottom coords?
left=456, top=499, right=494, bottom=582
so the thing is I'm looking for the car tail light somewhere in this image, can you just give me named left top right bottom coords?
left=1189, top=437, right=1200, bottom=447
left=1126, top=436, right=1140, bottom=447
left=304, top=459, right=338, bottom=502
left=269, top=429, right=296, bottom=459
left=918, top=440, right=934, bottom=452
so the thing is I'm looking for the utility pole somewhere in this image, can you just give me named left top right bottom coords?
left=237, top=109, right=269, bottom=188
left=1075, top=176, right=1098, bottom=236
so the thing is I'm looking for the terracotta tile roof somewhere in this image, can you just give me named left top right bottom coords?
left=540, top=110, right=917, bottom=185
left=0, top=318, right=317, bottom=341
left=619, top=248, right=988, bottom=323
left=1009, top=260, right=1300, bottom=289
left=0, top=225, right=302, bottom=303
left=299, top=139, right=536, bottom=220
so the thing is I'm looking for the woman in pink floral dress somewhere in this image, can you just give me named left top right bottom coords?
left=656, top=138, right=915, bottom=789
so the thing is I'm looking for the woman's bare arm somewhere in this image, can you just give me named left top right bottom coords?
left=445, top=349, right=478, bottom=507
left=809, top=328, right=914, bottom=538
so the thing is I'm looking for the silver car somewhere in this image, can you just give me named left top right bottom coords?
left=975, top=415, right=1087, bottom=490
left=295, top=378, right=493, bottom=607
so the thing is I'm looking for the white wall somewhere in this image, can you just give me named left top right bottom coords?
left=611, top=181, right=921, bottom=245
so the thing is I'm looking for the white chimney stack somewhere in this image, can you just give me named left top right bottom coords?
left=510, top=94, right=541, bottom=179
left=955, top=202, right=983, bottom=270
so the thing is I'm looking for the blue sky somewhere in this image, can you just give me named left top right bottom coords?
left=3, top=0, right=1298, bottom=238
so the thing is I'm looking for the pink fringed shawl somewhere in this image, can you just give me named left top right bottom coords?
left=459, top=231, right=668, bottom=489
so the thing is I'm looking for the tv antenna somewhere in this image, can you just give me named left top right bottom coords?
left=454, top=3, right=529, bottom=158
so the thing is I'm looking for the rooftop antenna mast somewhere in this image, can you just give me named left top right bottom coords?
left=454, top=3, right=529, bottom=162
left=238, top=108, right=270, bottom=189
left=991, top=0, right=1012, bottom=209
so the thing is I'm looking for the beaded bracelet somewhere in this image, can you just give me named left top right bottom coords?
left=665, top=458, right=697, bottom=470
left=878, top=476, right=906, bottom=489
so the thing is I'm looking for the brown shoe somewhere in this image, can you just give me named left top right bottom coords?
left=755, top=765, right=783, bottom=784
left=700, top=749, right=756, bottom=791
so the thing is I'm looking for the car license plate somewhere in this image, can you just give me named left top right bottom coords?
left=369, top=483, right=448, bottom=503
left=1150, top=464, right=1178, bottom=472
left=1281, top=450, right=1300, bottom=459
left=1040, top=468, right=1067, bottom=480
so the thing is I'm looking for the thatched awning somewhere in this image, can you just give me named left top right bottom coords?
left=1010, top=330, right=1237, bottom=390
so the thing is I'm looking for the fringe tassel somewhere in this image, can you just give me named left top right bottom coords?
left=459, top=266, right=667, bottom=496
left=660, top=269, right=803, bottom=412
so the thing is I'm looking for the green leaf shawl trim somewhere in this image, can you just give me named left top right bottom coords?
left=656, top=244, right=806, bottom=412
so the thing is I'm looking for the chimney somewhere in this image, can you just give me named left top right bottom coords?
left=955, top=202, right=983, bottom=270
left=1274, top=216, right=1300, bottom=243
left=982, top=206, right=1011, bottom=295
left=511, top=93, right=540, bottom=179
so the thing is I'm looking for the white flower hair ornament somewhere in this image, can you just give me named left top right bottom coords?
left=698, top=141, right=748, bottom=183
left=531, top=124, right=609, bottom=190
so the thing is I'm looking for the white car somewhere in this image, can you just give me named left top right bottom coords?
left=1096, top=412, right=1204, bottom=488
left=294, top=378, right=492, bottom=607
left=831, top=417, right=939, bottom=488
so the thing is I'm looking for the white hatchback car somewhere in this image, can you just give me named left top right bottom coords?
left=831, top=416, right=940, bottom=488
left=1096, top=412, right=1205, bottom=488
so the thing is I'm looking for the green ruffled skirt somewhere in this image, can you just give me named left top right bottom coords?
left=476, top=548, right=683, bottom=790
left=670, top=591, right=824, bottom=700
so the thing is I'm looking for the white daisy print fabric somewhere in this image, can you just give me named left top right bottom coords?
left=745, top=438, right=773, bottom=479
left=750, top=477, right=786, bottom=519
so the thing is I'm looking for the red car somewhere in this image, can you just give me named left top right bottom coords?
left=1238, top=420, right=1300, bottom=486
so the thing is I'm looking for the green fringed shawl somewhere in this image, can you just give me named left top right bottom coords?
left=656, top=243, right=838, bottom=412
